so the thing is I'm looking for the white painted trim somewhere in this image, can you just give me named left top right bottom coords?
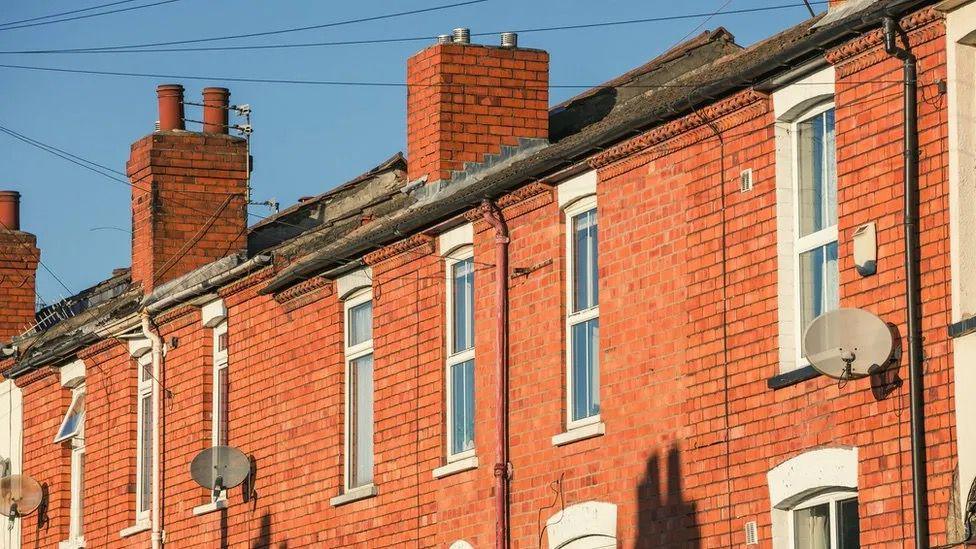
left=438, top=223, right=474, bottom=258
left=0, top=380, right=22, bottom=549
left=200, top=298, right=227, bottom=328
left=432, top=455, right=479, bottom=479
left=448, top=541, right=475, bottom=549
left=546, top=501, right=617, bottom=549
left=119, top=522, right=150, bottom=538
left=192, top=498, right=228, bottom=516
left=557, top=170, right=597, bottom=209
left=772, top=66, right=835, bottom=120
left=552, top=421, right=605, bottom=447
left=336, top=268, right=373, bottom=300
left=444, top=246, right=476, bottom=462
left=135, top=353, right=153, bottom=522
left=59, top=359, right=86, bottom=388
left=127, top=338, right=151, bottom=358
left=66, top=384, right=85, bottom=543
left=58, top=538, right=85, bottom=549
left=330, top=483, right=378, bottom=507
left=343, top=290, right=374, bottom=492
left=767, top=447, right=857, bottom=548
left=564, top=197, right=601, bottom=430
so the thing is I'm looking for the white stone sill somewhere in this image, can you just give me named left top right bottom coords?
left=58, top=538, right=86, bottom=549
left=330, top=483, right=378, bottom=507
left=192, top=498, right=228, bottom=516
left=433, top=455, right=479, bottom=479
left=552, top=421, right=606, bottom=447
left=119, top=521, right=150, bottom=538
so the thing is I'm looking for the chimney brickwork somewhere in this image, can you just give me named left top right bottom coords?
left=127, top=85, right=249, bottom=294
left=0, top=191, right=38, bottom=342
left=406, top=42, right=549, bottom=184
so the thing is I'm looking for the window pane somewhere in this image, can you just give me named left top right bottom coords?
left=56, top=393, right=85, bottom=442
left=350, top=354, right=374, bottom=487
left=450, top=359, right=475, bottom=455
left=572, top=209, right=599, bottom=312
left=140, top=394, right=152, bottom=512
left=140, top=360, right=151, bottom=383
left=216, top=367, right=229, bottom=446
left=348, top=300, right=373, bottom=347
left=794, top=503, right=831, bottom=549
left=799, top=241, right=839, bottom=342
left=837, top=498, right=860, bottom=549
left=571, top=318, right=600, bottom=422
left=797, top=109, right=837, bottom=237
left=452, top=258, right=475, bottom=354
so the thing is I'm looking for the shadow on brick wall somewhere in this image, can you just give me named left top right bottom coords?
left=634, top=444, right=699, bottom=549
left=251, top=512, right=288, bottom=549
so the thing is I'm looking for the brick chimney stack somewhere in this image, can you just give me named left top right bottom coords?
left=406, top=30, right=549, bottom=185
left=127, top=84, right=249, bottom=294
left=0, top=191, right=39, bottom=343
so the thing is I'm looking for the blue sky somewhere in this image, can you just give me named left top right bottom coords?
left=0, top=0, right=819, bottom=304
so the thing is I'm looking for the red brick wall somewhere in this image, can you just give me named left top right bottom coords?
left=10, top=8, right=959, bottom=549
left=127, top=132, right=249, bottom=293
left=406, top=43, right=549, bottom=183
left=0, top=230, right=38, bottom=342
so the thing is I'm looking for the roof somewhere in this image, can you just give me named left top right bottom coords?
left=6, top=0, right=934, bottom=375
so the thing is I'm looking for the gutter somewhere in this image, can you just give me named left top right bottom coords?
left=261, top=0, right=933, bottom=295
left=144, top=254, right=271, bottom=313
left=883, top=15, right=929, bottom=549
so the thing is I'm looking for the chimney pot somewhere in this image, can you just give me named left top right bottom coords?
left=452, top=27, right=470, bottom=44
left=0, top=190, right=21, bottom=231
left=202, top=87, right=231, bottom=134
left=156, top=84, right=185, bottom=131
left=436, top=34, right=453, bottom=44
left=500, top=32, right=517, bottom=48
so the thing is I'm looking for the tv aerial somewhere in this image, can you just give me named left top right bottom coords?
left=190, top=446, right=250, bottom=500
left=0, top=474, right=43, bottom=529
left=803, top=308, right=895, bottom=380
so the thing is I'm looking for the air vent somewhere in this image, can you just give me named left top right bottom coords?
left=744, top=520, right=759, bottom=545
left=740, top=168, right=753, bottom=193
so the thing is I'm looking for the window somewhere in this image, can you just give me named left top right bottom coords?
left=56, top=385, right=85, bottom=548
left=790, top=492, right=859, bottom=549
left=445, top=248, right=475, bottom=461
left=793, top=105, right=839, bottom=364
left=565, top=197, right=600, bottom=430
left=135, top=354, right=152, bottom=521
left=344, top=291, right=374, bottom=491
left=212, top=322, right=229, bottom=447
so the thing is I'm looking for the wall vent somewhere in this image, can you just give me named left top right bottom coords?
left=740, top=168, right=753, bottom=193
left=744, top=520, right=759, bottom=545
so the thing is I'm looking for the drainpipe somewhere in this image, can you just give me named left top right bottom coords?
left=480, top=199, right=511, bottom=549
left=883, top=16, right=928, bottom=549
left=141, top=312, right=165, bottom=549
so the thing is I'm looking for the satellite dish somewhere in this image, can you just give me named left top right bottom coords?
left=0, top=474, right=43, bottom=519
left=190, top=446, right=250, bottom=499
left=803, top=308, right=894, bottom=380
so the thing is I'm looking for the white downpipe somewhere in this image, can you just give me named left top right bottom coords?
left=141, top=312, right=164, bottom=549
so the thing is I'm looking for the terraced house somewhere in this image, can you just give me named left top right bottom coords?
left=3, top=0, right=976, bottom=546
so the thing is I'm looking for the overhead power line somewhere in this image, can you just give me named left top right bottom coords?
left=0, top=62, right=902, bottom=88
left=0, top=1, right=827, bottom=55
left=0, top=0, right=188, bottom=32
left=0, top=0, right=143, bottom=28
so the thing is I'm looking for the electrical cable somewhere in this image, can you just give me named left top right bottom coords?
left=0, top=0, right=143, bottom=28
left=0, top=1, right=828, bottom=55
left=0, top=0, right=188, bottom=33
left=0, top=216, right=74, bottom=297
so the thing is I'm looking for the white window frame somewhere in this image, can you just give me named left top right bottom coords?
left=135, top=353, right=152, bottom=523
left=343, top=288, right=374, bottom=493
left=444, top=245, right=476, bottom=463
left=787, top=490, right=858, bottom=549
left=57, top=384, right=86, bottom=549
left=564, top=195, right=601, bottom=432
left=211, top=321, right=228, bottom=502
left=790, top=102, right=839, bottom=368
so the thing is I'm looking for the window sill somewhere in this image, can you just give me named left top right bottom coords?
left=59, top=538, right=86, bottom=549
left=192, top=498, right=228, bottom=516
left=330, top=484, right=378, bottom=507
left=552, top=421, right=605, bottom=447
left=767, top=365, right=821, bottom=390
left=119, top=522, right=150, bottom=538
left=433, top=456, right=479, bottom=479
